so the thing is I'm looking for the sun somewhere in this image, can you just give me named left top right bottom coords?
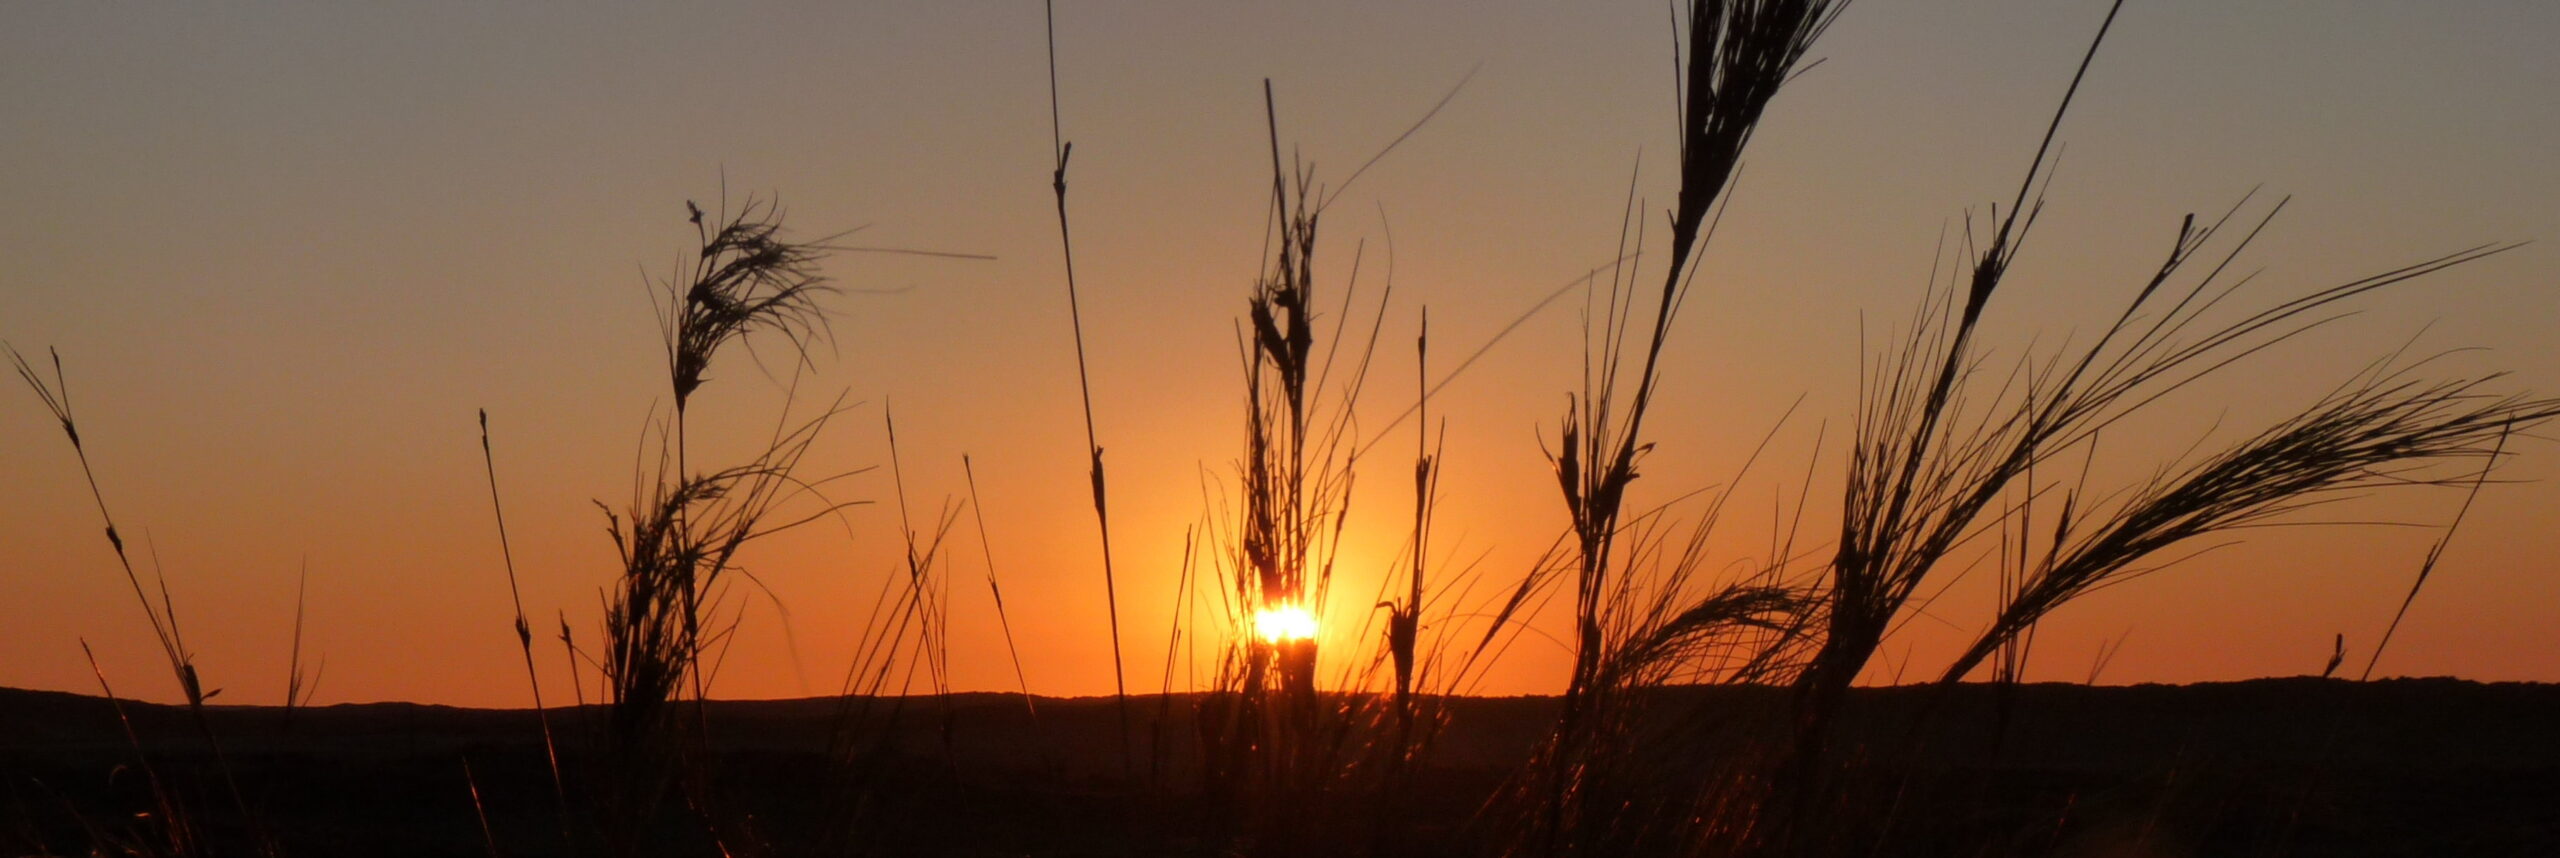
left=1253, top=605, right=1318, bottom=644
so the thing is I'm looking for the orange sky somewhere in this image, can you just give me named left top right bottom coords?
left=6, top=1, right=2558, bottom=708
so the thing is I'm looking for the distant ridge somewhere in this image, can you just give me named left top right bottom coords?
left=9, top=677, right=2558, bottom=773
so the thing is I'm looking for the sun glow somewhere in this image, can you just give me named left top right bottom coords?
left=1253, top=605, right=1319, bottom=644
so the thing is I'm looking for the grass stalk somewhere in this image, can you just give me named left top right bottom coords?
left=962, top=455, right=1042, bottom=729
left=477, top=409, right=575, bottom=849
left=1388, top=310, right=1432, bottom=751
left=79, top=639, right=192, bottom=856
left=281, top=559, right=322, bottom=726
left=1042, top=0, right=1135, bottom=770
left=2360, top=425, right=2511, bottom=680
left=1533, top=2, right=1840, bottom=849
left=463, top=758, right=503, bottom=858
left=9, top=345, right=260, bottom=842
left=882, top=405, right=958, bottom=759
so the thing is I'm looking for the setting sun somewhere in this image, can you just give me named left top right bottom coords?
left=1253, top=605, right=1319, bottom=644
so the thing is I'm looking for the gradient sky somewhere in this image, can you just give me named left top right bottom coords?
left=5, top=1, right=2557, bottom=708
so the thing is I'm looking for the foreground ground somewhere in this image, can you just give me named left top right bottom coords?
left=4, top=678, right=2555, bottom=856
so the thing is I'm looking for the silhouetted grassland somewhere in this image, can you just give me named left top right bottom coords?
left=7, top=682, right=2559, bottom=855
left=10, top=0, right=2560, bottom=856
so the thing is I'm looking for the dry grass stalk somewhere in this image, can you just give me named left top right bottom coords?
left=809, top=438, right=960, bottom=856
left=662, top=196, right=836, bottom=421
left=1177, top=78, right=1436, bottom=852
left=79, top=638, right=196, bottom=856
left=883, top=406, right=963, bottom=758
left=596, top=402, right=852, bottom=751
left=587, top=193, right=868, bottom=853
left=1939, top=376, right=2547, bottom=684
left=10, top=345, right=266, bottom=850
left=1231, top=79, right=1399, bottom=717
left=463, top=758, right=503, bottom=858
left=1768, top=4, right=2559, bottom=851
left=1552, top=0, right=1839, bottom=724
left=1041, top=0, right=1136, bottom=769
left=2358, top=425, right=2511, bottom=680
left=476, top=409, right=573, bottom=845
left=962, top=454, right=1043, bottom=726
left=1525, top=1, right=1840, bottom=849
left=9, top=346, right=202, bottom=708
left=591, top=400, right=858, bottom=856
left=1787, top=2, right=2127, bottom=783
left=281, top=560, right=323, bottom=723
left=1385, top=311, right=1436, bottom=750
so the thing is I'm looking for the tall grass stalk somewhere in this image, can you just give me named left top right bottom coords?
left=462, top=758, right=503, bottom=858
left=9, top=347, right=203, bottom=712
left=1772, top=2, right=2560, bottom=849
left=281, top=559, right=322, bottom=724
left=79, top=638, right=193, bottom=856
left=1529, top=1, right=1840, bottom=848
left=1181, top=78, right=1435, bottom=852
left=595, top=401, right=851, bottom=772
left=476, top=409, right=574, bottom=847
left=962, top=455, right=1042, bottom=725
left=589, top=194, right=857, bottom=849
left=1386, top=311, right=1435, bottom=753
left=9, top=345, right=262, bottom=844
left=2358, top=425, right=2510, bottom=680
left=658, top=193, right=836, bottom=721
left=882, top=406, right=960, bottom=754
left=1554, top=0, right=1838, bottom=713
left=1041, top=0, right=1136, bottom=769
left=1934, top=372, right=2547, bottom=686
left=1152, top=522, right=1200, bottom=785
left=810, top=429, right=956, bottom=855
left=1796, top=1, right=2128, bottom=738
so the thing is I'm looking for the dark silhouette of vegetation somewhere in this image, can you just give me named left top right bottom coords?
left=9, top=1, right=2559, bottom=856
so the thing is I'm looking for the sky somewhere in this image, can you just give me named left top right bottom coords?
left=4, top=1, right=2557, bottom=708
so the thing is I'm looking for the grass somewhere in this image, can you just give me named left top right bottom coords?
left=9, top=0, right=2560, bottom=856
left=475, top=409, right=572, bottom=845
left=1527, top=1, right=1841, bottom=849
left=1042, top=0, right=1136, bottom=774
left=10, top=344, right=272, bottom=855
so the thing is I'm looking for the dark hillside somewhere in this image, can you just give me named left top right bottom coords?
left=4, top=679, right=2553, bottom=855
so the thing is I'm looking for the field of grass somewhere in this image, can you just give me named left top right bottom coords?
left=7, top=1, right=2557, bottom=856
left=8, top=681, right=2559, bottom=855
